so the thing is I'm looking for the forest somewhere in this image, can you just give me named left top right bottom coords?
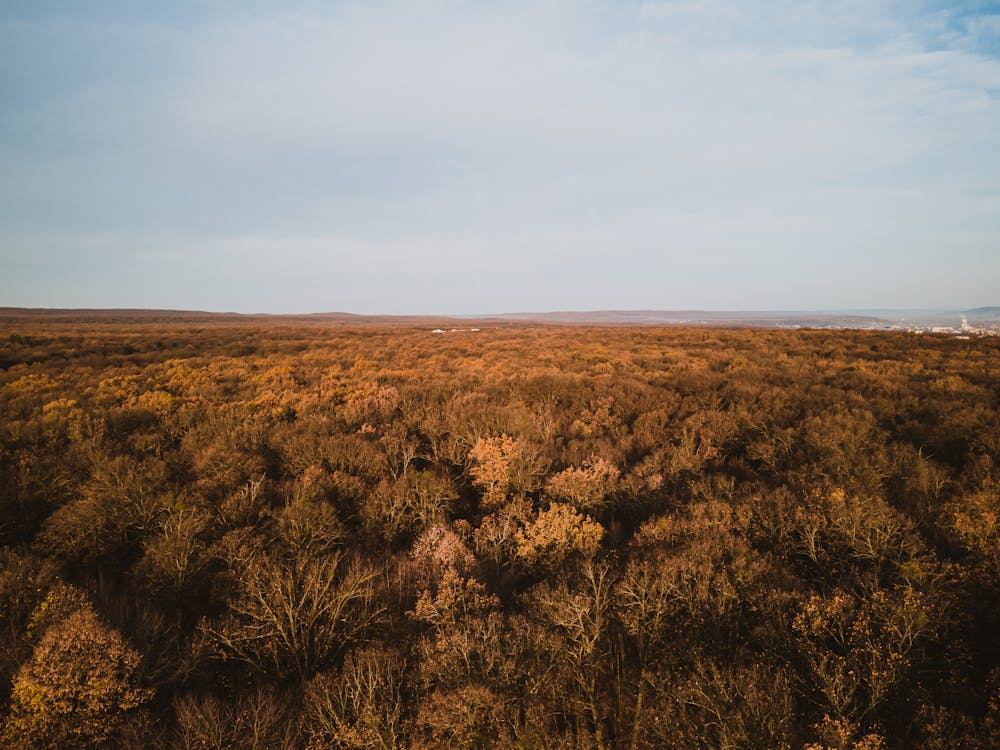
left=1, top=321, right=998, bottom=749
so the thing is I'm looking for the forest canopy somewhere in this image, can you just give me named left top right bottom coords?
left=1, top=322, right=999, bottom=749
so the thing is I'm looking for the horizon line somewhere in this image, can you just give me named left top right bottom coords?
left=2, top=305, right=996, bottom=318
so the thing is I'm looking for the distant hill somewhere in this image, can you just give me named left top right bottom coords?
left=0, top=308, right=458, bottom=326
left=480, top=310, right=886, bottom=327
left=965, top=306, right=1000, bottom=318
left=0, top=307, right=246, bottom=323
left=1, top=307, right=991, bottom=329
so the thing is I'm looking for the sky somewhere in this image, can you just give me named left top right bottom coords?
left=1, top=1, right=998, bottom=314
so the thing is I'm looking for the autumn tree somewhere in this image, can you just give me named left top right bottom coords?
left=468, top=434, right=545, bottom=509
left=515, top=502, right=604, bottom=573
left=205, top=547, right=382, bottom=679
left=2, top=589, right=154, bottom=749
left=545, top=456, right=620, bottom=514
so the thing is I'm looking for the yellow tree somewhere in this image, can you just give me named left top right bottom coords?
left=3, top=593, right=153, bottom=749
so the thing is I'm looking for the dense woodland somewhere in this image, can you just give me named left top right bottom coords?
left=1, top=322, right=999, bottom=749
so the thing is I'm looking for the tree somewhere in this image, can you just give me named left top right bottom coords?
left=544, top=456, right=620, bottom=514
left=528, top=562, right=616, bottom=750
left=303, top=647, right=405, bottom=750
left=515, top=502, right=603, bottom=573
left=2, top=593, right=153, bottom=749
left=205, top=548, right=382, bottom=679
left=468, top=435, right=545, bottom=509
left=173, top=686, right=297, bottom=750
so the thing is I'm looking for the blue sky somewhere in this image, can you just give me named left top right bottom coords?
left=1, top=1, right=998, bottom=314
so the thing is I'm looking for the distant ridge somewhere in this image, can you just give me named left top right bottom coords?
left=479, top=310, right=885, bottom=326
left=0, top=308, right=449, bottom=325
left=0, top=307, right=994, bottom=328
left=965, top=306, right=1000, bottom=317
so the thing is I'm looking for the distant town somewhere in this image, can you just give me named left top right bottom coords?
left=775, top=315, right=1000, bottom=337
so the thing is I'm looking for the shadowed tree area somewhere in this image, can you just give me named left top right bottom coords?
left=1, top=322, right=999, bottom=748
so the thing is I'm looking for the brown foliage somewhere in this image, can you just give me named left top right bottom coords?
left=173, top=686, right=297, bottom=750
left=204, top=549, right=382, bottom=679
left=302, top=647, right=404, bottom=749
left=2, top=320, right=999, bottom=748
left=545, top=455, right=620, bottom=513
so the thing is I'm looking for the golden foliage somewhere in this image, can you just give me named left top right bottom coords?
left=3, top=596, right=152, bottom=749
left=515, top=502, right=604, bottom=571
